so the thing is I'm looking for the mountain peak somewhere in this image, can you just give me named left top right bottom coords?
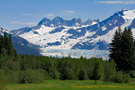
left=37, top=16, right=99, bottom=27
left=38, top=17, right=50, bottom=25
left=122, top=9, right=128, bottom=11
left=108, top=9, right=135, bottom=21
left=121, top=9, right=135, bottom=20
left=84, top=19, right=100, bottom=25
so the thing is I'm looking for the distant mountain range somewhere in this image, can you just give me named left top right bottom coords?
left=11, top=9, right=135, bottom=51
left=12, top=17, right=99, bottom=35
left=1, top=9, right=135, bottom=56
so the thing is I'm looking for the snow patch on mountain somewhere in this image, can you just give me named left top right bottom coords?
left=92, top=27, right=118, bottom=44
left=102, top=26, right=107, bottom=31
left=122, top=9, right=135, bottom=20
left=0, top=27, right=10, bottom=34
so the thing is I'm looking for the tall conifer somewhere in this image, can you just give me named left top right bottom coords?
left=110, top=27, right=134, bottom=71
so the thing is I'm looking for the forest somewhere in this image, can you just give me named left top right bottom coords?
left=0, top=27, right=135, bottom=87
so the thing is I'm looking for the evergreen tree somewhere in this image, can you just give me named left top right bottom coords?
left=110, top=27, right=122, bottom=70
left=92, top=61, right=101, bottom=84
left=79, top=68, right=87, bottom=80
left=110, top=27, right=134, bottom=71
left=0, top=33, right=16, bottom=56
left=121, top=27, right=134, bottom=71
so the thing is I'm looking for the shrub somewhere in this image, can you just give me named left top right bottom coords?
left=103, top=61, right=130, bottom=83
left=114, top=71, right=130, bottom=83
left=0, top=70, right=19, bottom=83
left=18, top=69, right=44, bottom=84
left=6, top=70, right=19, bottom=83
left=103, top=60, right=116, bottom=82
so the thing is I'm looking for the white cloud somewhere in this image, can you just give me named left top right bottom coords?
left=46, top=13, right=53, bottom=17
left=62, top=11, right=75, bottom=14
left=10, top=21, right=36, bottom=25
left=21, top=13, right=32, bottom=16
left=95, top=0, right=135, bottom=4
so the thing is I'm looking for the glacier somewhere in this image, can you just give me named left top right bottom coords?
left=41, top=49, right=109, bottom=60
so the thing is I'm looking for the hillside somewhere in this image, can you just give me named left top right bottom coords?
left=0, top=27, right=41, bottom=55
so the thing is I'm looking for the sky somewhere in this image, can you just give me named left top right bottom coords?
left=0, top=0, right=135, bottom=30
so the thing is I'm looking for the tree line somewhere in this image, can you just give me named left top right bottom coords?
left=0, top=29, right=135, bottom=87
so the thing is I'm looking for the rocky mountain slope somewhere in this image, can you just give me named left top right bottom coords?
left=0, top=27, right=41, bottom=55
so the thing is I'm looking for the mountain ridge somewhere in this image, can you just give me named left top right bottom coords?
left=11, top=9, right=135, bottom=52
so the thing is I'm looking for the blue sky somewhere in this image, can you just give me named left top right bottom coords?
left=0, top=0, right=135, bottom=30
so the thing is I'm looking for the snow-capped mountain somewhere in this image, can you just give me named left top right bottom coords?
left=0, top=27, right=41, bottom=55
left=12, top=17, right=99, bottom=35
left=11, top=9, right=135, bottom=51
left=38, top=17, right=84, bottom=27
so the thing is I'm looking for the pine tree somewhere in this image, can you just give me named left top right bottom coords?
left=110, top=27, right=135, bottom=71
left=121, top=27, right=134, bottom=71
left=92, top=61, right=101, bottom=84
left=0, top=33, right=16, bottom=56
left=79, top=68, right=87, bottom=80
left=110, top=27, right=122, bottom=70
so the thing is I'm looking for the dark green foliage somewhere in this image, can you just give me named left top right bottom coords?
left=110, top=27, right=122, bottom=70
left=92, top=60, right=102, bottom=83
left=0, top=33, right=16, bottom=56
left=110, top=27, right=135, bottom=71
left=57, top=59, right=76, bottom=80
left=79, top=68, right=87, bottom=80
left=85, top=59, right=95, bottom=80
left=41, top=58, right=60, bottom=79
left=120, top=28, right=134, bottom=71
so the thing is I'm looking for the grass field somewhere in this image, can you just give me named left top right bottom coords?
left=5, top=80, right=135, bottom=90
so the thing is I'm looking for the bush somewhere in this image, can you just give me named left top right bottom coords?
left=103, top=60, right=116, bottom=82
left=18, top=69, right=44, bottom=83
left=6, top=70, right=19, bottom=83
left=103, top=61, right=130, bottom=83
left=0, top=70, right=19, bottom=83
left=114, top=71, right=130, bottom=83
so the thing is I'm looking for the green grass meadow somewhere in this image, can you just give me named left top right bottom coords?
left=4, top=80, right=135, bottom=90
